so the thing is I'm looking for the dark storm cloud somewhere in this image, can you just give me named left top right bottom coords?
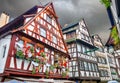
left=0, top=0, right=111, bottom=43
left=0, top=0, right=39, bottom=17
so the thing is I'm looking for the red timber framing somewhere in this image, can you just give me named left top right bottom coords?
left=2, top=2, right=70, bottom=80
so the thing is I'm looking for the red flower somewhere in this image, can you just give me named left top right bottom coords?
left=63, top=62, right=67, bottom=67
left=25, top=46, right=31, bottom=54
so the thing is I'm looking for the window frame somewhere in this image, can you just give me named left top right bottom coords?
left=40, top=28, right=46, bottom=38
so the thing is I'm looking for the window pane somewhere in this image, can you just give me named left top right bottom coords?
left=16, top=40, right=24, bottom=51
left=47, top=15, right=52, bottom=23
left=73, top=53, right=76, bottom=57
left=82, top=45, right=86, bottom=53
left=77, top=44, right=81, bottom=52
left=72, top=61, right=76, bottom=66
left=26, top=43, right=33, bottom=47
left=75, top=72, right=79, bottom=77
left=92, top=63, right=95, bottom=71
left=84, top=62, right=88, bottom=71
left=40, top=28, right=46, bottom=37
left=94, top=64, right=98, bottom=72
left=88, top=63, right=91, bottom=71
left=80, top=61, right=84, bottom=70
left=53, top=35, right=57, bottom=44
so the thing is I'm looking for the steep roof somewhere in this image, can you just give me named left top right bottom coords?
left=62, top=20, right=79, bottom=31
left=0, top=5, right=43, bottom=36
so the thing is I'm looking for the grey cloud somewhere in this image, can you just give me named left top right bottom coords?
left=0, top=0, right=111, bottom=44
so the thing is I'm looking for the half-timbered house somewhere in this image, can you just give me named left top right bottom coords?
left=62, top=19, right=100, bottom=83
left=92, top=34, right=111, bottom=82
left=107, top=49, right=119, bottom=80
left=0, top=2, right=70, bottom=82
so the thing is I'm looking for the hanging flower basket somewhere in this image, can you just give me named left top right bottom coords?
left=16, top=50, right=25, bottom=59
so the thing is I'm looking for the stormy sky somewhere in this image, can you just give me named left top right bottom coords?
left=0, top=0, right=111, bottom=44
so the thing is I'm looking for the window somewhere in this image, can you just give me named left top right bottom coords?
left=46, top=14, right=52, bottom=23
left=92, top=63, right=95, bottom=71
left=87, top=48, right=91, bottom=55
left=77, top=44, right=81, bottom=52
left=2, top=45, right=7, bottom=58
left=69, top=67, right=72, bottom=71
left=100, top=70, right=104, bottom=77
left=105, top=70, right=109, bottom=76
left=40, top=28, right=46, bottom=37
left=26, top=43, right=33, bottom=47
left=72, top=61, right=76, bottom=66
left=88, top=63, right=92, bottom=71
left=66, top=31, right=76, bottom=39
left=108, top=57, right=113, bottom=64
left=75, top=72, right=79, bottom=77
left=94, top=64, right=98, bottom=72
left=82, top=45, right=86, bottom=53
left=80, top=61, right=84, bottom=70
left=72, top=66, right=76, bottom=71
left=53, top=35, right=57, bottom=44
left=100, top=70, right=109, bottom=77
left=72, top=53, right=76, bottom=57
left=84, top=62, right=88, bottom=71
left=18, top=40, right=24, bottom=45
left=16, top=40, right=24, bottom=51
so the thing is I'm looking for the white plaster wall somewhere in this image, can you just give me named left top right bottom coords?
left=0, top=35, right=12, bottom=73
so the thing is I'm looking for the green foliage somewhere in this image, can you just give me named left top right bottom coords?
left=16, top=50, right=25, bottom=59
left=41, top=52, right=46, bottom=57
left=30, top=47, right=34, bottom=53
left=65, top=68, right=69, bottom=72
left=100, top=0, right=110, bottom=8
left=32, top=68, right=36, bottom=74
left=45, top=70, right=49, bottom=78
left=34, top=58, right=40, bottom=63
left=49, top=65, right=55, bottom=71
left=62, top=72, right=66, bottom=77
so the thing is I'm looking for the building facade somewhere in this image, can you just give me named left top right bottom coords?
left=92, top=35, right=112, bottom=82
left=105, top=46, right=119, bottom=80
left=62, top=19, right=100, bottom=83
left=0, top=3, right=70, bottom=82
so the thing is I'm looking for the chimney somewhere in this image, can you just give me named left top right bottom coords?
left=0, top=12, right=10, bottom=28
